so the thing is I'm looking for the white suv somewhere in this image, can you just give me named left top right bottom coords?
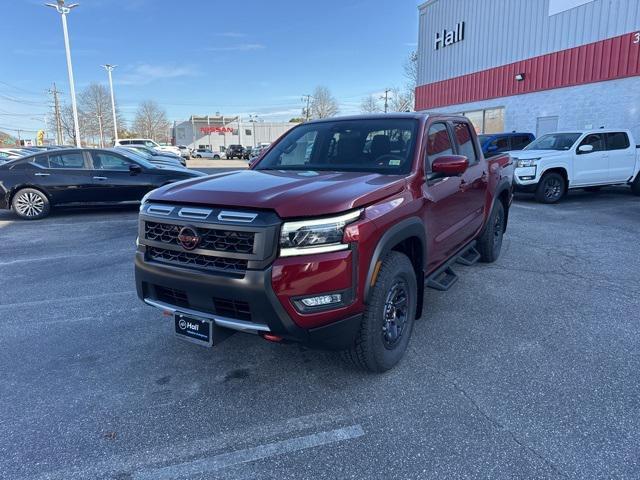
left=115, top=138, right=181, bottom=156
left=512, top=129, right=640, bottom=203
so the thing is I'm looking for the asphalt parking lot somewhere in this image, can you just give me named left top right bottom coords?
left=1, top=185, right=639, bottom=480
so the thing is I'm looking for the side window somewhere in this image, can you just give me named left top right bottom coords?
left=512, top=135, right=532, bottom=150
left=490, top=137, right=509, bottom=151
left=426, top=123, right=453, bottom=172
left=452, top=122, right=478, bottom=164
left=32, top=155, right=50, bottom=168
left=578, top=134, right=604, bottom=153
left=119, top=140, right=130, bottom=145
left=92, top=152, right=132, bottom=170
left=144, top=141, right=156, bottom=147
left=605, top=132, right=630, bottom=150
left=48, top=152, right=86, bottom=169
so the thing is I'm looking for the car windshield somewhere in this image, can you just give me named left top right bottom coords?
left=255, top=118, right=418, bottom=174
left=524, top=133, right=581, bottom=151
left=115, top=149, right=157, bottom=169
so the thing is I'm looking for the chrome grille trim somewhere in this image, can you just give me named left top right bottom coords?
left=218, top=211, right=258, bottom=223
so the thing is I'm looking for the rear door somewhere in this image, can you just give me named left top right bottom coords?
left=605, top=132, right=636, bottom=182
left=572, top=134, right=608, bottom=185
left=29, top=151, right=93, bottom=204
left=88, top=151, right=156, bottom=202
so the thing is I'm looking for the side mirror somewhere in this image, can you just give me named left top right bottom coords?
left=129, top=164, right=143, bottom=175
left=578, top=144, right=594, bottom=153
left=431, top=155, right=469, bottom=176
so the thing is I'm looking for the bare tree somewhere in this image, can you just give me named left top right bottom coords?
left=389, top=87, right=415, bottom=113
left=132, top=100, right=170, bottom=141
left=79, top=83, right=121, bottom=146
left=57, top=103, right=89, bottom=145
left=404, top=51, right=418, bottom=90
left=310, top=86, right=339, bottom=119
left=360, top=95, right=382, bottom=113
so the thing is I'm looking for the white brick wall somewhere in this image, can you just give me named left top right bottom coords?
left=431, top=76, right=640, bottom=140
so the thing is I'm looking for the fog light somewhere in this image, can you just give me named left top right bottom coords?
left=300, top=294, right=342, bottom=307
left=519, top=176, right=535, bottom=180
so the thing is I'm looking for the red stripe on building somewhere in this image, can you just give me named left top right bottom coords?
left=415, top=31, right=640, bottom=110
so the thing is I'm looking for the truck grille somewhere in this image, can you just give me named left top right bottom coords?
left=145, top=221, right=255, bottom=254
left=147, top=246, right=248, bottom=273
left=155, top=286, right=189, bottom=309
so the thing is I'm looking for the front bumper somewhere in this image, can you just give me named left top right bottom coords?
left=135, top=251, right=362, bottom=350
left=513, top=166, right=540, bottom=191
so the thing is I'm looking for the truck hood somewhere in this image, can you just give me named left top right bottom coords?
left=510, top=150, right=567, bottom=160
left=148, top=169, right=407, bottom=218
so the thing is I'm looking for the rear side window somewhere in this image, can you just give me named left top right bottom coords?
left=605, top=132, right=630, bottom=150
left=32, top=155, right=50, bottom=168
left=511, top=135, right=532, bottom=150
left=452, top=122, right=478, bottom=164
left=119, top=140, right=130, bottom=145
left=426, top=123, right=453, bottom=171
left=490, top=137, right=509, bottom=150
left=48, top=152, right=86, bottom=169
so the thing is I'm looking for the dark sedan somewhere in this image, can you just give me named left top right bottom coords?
left=0, top=148, right=206, bottom=219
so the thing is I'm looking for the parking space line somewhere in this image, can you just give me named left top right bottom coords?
left=133, top=424, right=365, bottom=480
left=0, top=251, right=130, bottom=266
left=0, top=291, right=133, bottom=310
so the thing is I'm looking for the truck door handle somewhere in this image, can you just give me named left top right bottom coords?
left=93, top=176, right=108, bottom=181
left=34, top=172, right=50, bottom=176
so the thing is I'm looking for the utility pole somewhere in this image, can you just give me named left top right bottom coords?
left=101, top=64, right=118, bottom=144
left=380, top=88, right=391, bottom=113
left=302, top=94, right=313, bottom=121
left=46, top=1, right=82, bottom=147
left=48, top=82, right=63, bottom=145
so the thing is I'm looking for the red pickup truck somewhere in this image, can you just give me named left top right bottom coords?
left=135, top=113, right=514, bottom=371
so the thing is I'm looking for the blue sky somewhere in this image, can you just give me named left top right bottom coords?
left=1, top=0, right=420, bottom=137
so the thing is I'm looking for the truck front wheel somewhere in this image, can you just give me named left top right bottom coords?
left=344, top=251, right=417, bottom=373
left=535, top=172, right=566, bottom=203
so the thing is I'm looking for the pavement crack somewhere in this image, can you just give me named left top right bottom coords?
left=429, top=368, right=569, bottom=479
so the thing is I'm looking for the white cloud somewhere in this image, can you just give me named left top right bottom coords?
left=203, top=44, right=266, bottom=52
left=118, top=64, right=198, bottom=86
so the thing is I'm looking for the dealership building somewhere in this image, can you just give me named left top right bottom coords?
left=173, top=116, right=297, bottom=152
left=415, top=0, right=640, bottom=138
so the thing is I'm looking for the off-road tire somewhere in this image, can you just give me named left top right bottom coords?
left=477, top=201, right=505, bottom=263
left=11, top=188, right=50, bottom=220
left=535, top=172, right=566, bottom=203
left=343, top=251, right=417, bottom=373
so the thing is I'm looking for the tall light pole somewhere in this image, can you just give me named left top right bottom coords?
left=45, top=1, right=81, bottom=147
left=101, top=64, right=118, bottom=145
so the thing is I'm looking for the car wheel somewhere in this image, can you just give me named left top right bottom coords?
left=12, top=188, right=50, bottom=220
left=213, top=155, right=220, bottom=160
left=535, top=172, right=566, bottom=203
left=631, top=175, right=640, bottom=196
left=344, top=251, right=417, bottom=373
left=476, top=200, right=505, bottom=263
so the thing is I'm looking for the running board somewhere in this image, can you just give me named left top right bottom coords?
left=427, top=266, right=458, bottom=291
left=426, top=241, right=477, bottom=292
left=456, top=247, right=480, bottom=266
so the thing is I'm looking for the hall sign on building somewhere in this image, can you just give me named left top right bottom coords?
left=200, top=126, right=234, bottom=134
left=434, top=21, right=465, bottom=50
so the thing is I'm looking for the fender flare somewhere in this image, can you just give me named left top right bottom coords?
left=363, top=216, right=426, bottom=303
left=484, top=178, right=513, bottom=232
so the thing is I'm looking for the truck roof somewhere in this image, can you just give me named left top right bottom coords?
left=304, top=111, right=465, bottom=125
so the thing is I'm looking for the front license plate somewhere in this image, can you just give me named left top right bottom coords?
left=174, top=314, right=213, bottom=347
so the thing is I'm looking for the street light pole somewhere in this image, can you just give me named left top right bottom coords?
left=102, top=64, right=118, bottom=145
left=46, top=1, right=81, bottom=147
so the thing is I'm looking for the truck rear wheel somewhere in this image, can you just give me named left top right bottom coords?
left=476, top=201, right=505, bottom=263
left=631, top=175, right=640, bottom=196
left=535, top=172, right=566, bottom=203
left=344, top=251, right=417, bottom=373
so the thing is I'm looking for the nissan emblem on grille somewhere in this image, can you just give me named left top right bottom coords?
left=177, top=226, right=200, bottom=251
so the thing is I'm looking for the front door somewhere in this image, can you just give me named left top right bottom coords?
left=88, top=151, right=154, bottom=202
left=572, top=133, right=608, bottom=186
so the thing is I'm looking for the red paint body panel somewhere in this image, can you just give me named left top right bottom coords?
left=415, top=32, right=640, bottom=110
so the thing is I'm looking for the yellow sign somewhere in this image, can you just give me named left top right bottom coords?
left=37, top=130, right=45, bottom=146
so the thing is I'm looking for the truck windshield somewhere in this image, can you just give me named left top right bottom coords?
left=255, top=118, right=419, bottom=174
left=524, top=133, right=580, bottom=151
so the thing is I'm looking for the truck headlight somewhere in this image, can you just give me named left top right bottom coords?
left=279, top=209, right=362, bottom=257
left=516, top=158, right=540, bottom=168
